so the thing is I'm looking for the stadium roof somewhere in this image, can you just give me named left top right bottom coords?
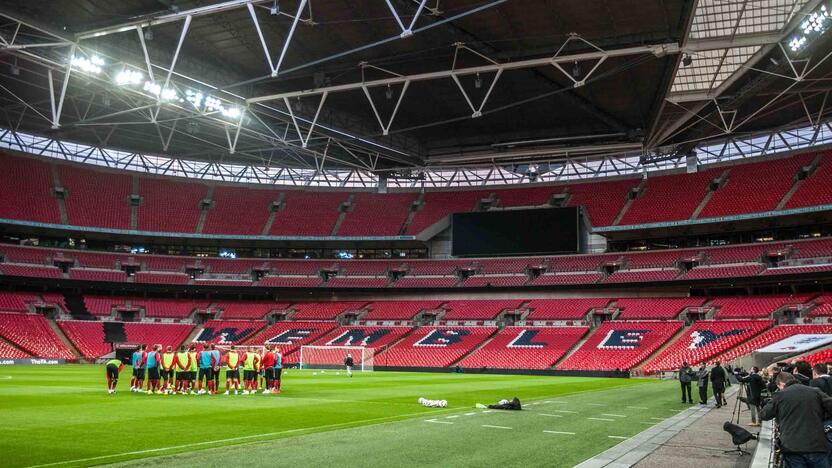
left=0, top=0, right=831, bottom=176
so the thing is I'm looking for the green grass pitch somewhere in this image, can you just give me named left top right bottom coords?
left=0, top=365, right=685, bottom=467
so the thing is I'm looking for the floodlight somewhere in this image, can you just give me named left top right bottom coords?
left=160, top=87, right=177, bottom=101
left=222, top=106, right=241, bottom=119
left=385, top=85, right=393, bottom=100
left=571, top=61, right=581, bottom=78
left=786, top=3, right=830, bottom=53
left=115, top=68, right=144, bottom=86
left=474, top=73, right=482, bottom=89
left=71, top=55, right=104, bottom=74
left=271, top=0, right=280, bottom=15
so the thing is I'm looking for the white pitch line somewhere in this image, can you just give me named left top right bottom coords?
left=482, top=425, right=512, bottom=430
left=588, top=417, right=615, bottom=422
left=649, top=417, right=665, bottom=421
left=446, top=415, right=459, bottom=419
left=544, top=430, right=576, bottom=435
left=464, top=412, right=476, bottom=416
left=539, top=414, right=563, bottom=418
left=425, top=419, right=453, bottom=425
left=601, top=414, right=627, bottom=418
left=552, top=410, right=577, bottom=414
left=607, top=436, right=628, bottom=439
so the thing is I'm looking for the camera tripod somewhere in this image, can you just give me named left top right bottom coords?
left=731, top=381, right=745, bottom=425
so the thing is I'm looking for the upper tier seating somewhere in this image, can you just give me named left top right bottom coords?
left=458, top=275, right=529, bottom=287
left=202, top=186, right=278, bottom=235
left=258, top=276, right=322, bottom=287
left=122, top=322, right=195, bottom=349
left=619, top=169, right=718, bottom=225
left=378, top=327, right=496, bottom=367
left=621, top=249, right=696, bottom=269
left=614, top=297, right=706, bottom=320
left=475, top=257, right=535, bottom=274
left=134, top=271, right=190, bottom=285
left=215, top=301, right=290, bottom=319
left=604, top=269, right=679, bottom=283
left=325, top=276, right=389, bottom=288
left=785, top=152, right=832, bottom=209
left=83, top=296, right=121, bottom=316
left=392, top=276, right=459, bottom=288
left=566, top=179, right=634, bottom=227
left=0, top=312, right=74, bottom=359
left=557, top=321, right=683, bottom=371
left=291, top=302, right=368, bottom=320
left=405, top=191, right=490, bottom=235
left=699, top=154, right=814, bottom=218
left=459, top=327, right=588, bottom=369
left=57, top=321, right=110, bottom=359
left=711, top=295, right=810, bottom=319
left=362, top=301, right=445, bottom=320
left=791, top=238, right=832, bottom=259
left=528, top=272, right=603, bottom=285
left=643, top=320, right=772, bottom=372
left=713, top=324, right=832, bottom=363
left=137, top=178, right=207, bottom=233
left=0, top=263, right=62, bottom=278
left=494, top=186, right=558, bottom=207
left=61, top=165, right=131, bottom=229
left=809, top=295, right=832, bottom=317
left=0, top=153, right=61, bottom=223
left=269, top=192, right=346, bottom=236
left=441, top=300, right=523, bottom=320
left=193, top=320, right=267, bottom=345
left=68, top=268, right=127, bottom=283
left=525, top=298, right=611, bottom=320
left=246, top=321, right=339, bottom=363
left=338, top=193, right=414, bottom=236
left=678, top=264, right=763, bottom=281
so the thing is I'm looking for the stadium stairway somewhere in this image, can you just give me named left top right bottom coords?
left=447, top=327, right=501, bottom=368
left=103, top=322, right=126, bottom=344
left=775, top=153, right=821, bottom=210
left=551, top=329, right=595, bottom=368
left=63, top=294, right=94, bottom=320
left=51, top=164, right=69, bottom=225
left=398, top=192, right=425, bottom=235
left=46, top=318, right=81, bottom=361
left=0, top=335, right=30, bottom=357
left=633, top=323, right=691, bottom=374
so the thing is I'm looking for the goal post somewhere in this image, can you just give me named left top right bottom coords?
left=299, top=346, right=375, bottom=372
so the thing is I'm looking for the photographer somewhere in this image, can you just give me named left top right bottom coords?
left=736, top=366, right=765, bottom=427
left=761, top=371, right=832, bottom=468
left=678, top=361, right=695, bottom=404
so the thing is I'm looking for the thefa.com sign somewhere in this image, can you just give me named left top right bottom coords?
left=0, top=359, right=65, bottom=365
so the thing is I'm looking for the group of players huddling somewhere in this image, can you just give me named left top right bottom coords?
left=105, top=343, right=283, bottom=395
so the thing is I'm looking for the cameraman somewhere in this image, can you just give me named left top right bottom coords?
left=761, top=371, right=832, bottom=468
left=737, top=366, right=765, bottom=427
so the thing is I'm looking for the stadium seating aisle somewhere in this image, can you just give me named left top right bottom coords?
left=377, top=327, right=497, bottom=367
left=459, top=327, right=589, bottom=369
left=642, top=320, right=772, bottom=373
left=0, top=313, right=74, bottom=359
left=785, top=152, right=832, bottom=209
left=557, top=321, right=684, bottom=371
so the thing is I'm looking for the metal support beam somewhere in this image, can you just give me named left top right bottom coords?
left=248, top=42, right=679, bottom=103
left=272, top=0, right=308, bottom=77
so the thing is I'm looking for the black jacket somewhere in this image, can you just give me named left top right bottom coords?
left=710, top=366, right=726, bottom=384
left=761, top=381, right=832, bottom=454
left=679, top=365, right=694, bottom=383
left=810, top=376, right=832, bottom=396
left=738, top=373, right=765, bottom=405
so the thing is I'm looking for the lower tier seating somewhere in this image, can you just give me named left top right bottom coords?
left=215, top=301, right=290, bottom=320
left=0, top=313, right=74, bottom=359
left=525, top=298, right=611, bottom=320
left=58, top=321, right=110, bottom=359
left=459, top=327, right=588, bottom=369
left=557, top=321, right=683, bottom=371
left=122, top=323, right=195, bottom=350
left=441, top=300, right=523, bottom=320
left=291, top=302, right=369, bottom=320
left=712, top=295, right=810, bottom=319
left=362, top=301, right=445, bottom=320
left=193, top=320, right=267, bottom=345
left=245, top=321, right=339, bottom=363
left=614, top=298, right=706, bottom=320
left=0, top=340, right=30, bottom=358
left=712, top=324, right=832, bottom=364
left=376, top=327, right=496, bottom=367
left=642, top=320, right=772, bottom=372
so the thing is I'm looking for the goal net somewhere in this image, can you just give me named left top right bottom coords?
left=299, top=346, right=375, bottom=372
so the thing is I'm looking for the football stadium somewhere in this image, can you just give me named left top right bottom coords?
left=4, top=1, right=832, bottom=467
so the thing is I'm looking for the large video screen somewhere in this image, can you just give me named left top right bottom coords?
left=451, top=207, right=579, bottom=257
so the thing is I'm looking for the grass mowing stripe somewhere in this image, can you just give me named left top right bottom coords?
left=482, top=425, right=512, bottom=430
left=587, top=417, right=615, bottom=421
